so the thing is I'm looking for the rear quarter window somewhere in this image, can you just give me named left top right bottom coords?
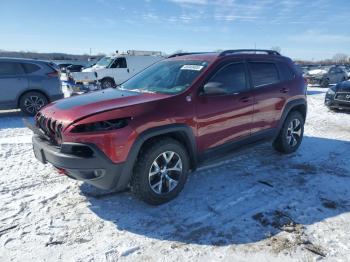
left=278, top=62, right=296, bottom=81
left=249, top=62, right=280, bottom=88
left=22, top=63, right=41, bottom=74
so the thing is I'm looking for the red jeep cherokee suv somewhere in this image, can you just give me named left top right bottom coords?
left=31, top=50, right=307, bottom=205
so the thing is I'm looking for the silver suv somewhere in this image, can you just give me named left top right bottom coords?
left=0, top=58, right=64, bottom=115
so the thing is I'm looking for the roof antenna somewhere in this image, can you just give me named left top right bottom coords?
left=254, top=43, right=257, bottom=54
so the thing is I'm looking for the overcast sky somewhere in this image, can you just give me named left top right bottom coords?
left=0, top=0, right=349, bottom=60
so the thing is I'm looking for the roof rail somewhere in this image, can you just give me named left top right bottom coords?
left=219, top=49, right=281, bottom=57
left=168, top=52, right=210, bottom=58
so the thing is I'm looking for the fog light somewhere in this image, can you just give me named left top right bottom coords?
left=93, top=169, right=106, bottom=178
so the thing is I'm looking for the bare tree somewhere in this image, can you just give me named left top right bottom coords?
left=333, top=53, right=349, bottom=64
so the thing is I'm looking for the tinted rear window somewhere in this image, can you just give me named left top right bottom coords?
left=279, top=62, right=295, bottom=81
left=249, top=62, right=279, bottom=87
left=22, top=63, right=41, bottom=74
left=0, top=62, right=25, bottom=76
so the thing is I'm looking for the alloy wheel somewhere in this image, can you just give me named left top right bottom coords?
left=148, top=151, right=183, bottom=195
left=286, top=118, right=302, bottom=147
left=24, top=96, right=45, bottom=114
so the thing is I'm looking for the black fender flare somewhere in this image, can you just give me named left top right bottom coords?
left=275, top=98, right=307, bottom=138
left=114, top=124, right=197, bottom=191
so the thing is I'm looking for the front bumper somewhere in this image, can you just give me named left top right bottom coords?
left=325, top=94, right=350, bottom=110
left=32, top=135, right=126, bottom=190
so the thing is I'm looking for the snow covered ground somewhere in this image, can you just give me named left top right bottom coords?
left=0, top=87, right=349, bottom=262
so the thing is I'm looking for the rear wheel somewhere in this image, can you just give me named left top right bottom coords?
left=273, top=111, right=304, bottom=154
left=131, top=138, right=189, bottom=205
left=19, top=92, right=48, bottom=116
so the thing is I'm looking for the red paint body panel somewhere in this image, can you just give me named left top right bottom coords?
left=36, top=53, right=307, bottom=164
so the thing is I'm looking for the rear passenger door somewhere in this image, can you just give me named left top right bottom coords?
left=0, top=61, right=28, bottom=107
left=248, top=61, right=286, bottom=134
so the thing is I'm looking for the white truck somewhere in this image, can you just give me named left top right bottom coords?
left=71, top=50, right=164, bottom=89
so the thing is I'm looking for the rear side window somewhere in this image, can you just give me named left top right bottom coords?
left=278, top=62, right=295, bottom=81
left=110, top=58, right=127, bottom=68
left=249, top=62, right=279, bottom=88
left=22, top=63, right=41, bottom=74
left=0, top=62, right=25, bottom=76
left=209, top=63, right=247, bottom=94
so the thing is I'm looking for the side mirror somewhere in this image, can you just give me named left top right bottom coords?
left=202, top=82, right=227, bottom=95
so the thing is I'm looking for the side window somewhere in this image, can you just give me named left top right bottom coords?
left=279, top=62, right=295, bottom=81
left=335, top=68, right=343, bottom=73
left=249, top=62, right=279, bottom=88
left=0, top=62, right=25, bottom=76
left=207, top=63, right=247, bottom=94
left=110, top=58, right=127, bottom=68
left=22, top=63, right=41, bottom=74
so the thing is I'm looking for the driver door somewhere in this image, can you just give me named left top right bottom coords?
left=108, top=57, right=129, bottom=84
left=195, top=61, right=254, bottom=151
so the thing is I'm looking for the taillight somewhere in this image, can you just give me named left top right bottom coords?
left=47, top=71, right=59, bottom=78
left=303, top=77, right=308, bottom=85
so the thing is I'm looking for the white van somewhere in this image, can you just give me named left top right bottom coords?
left=71, top=50, right=164, bottom=89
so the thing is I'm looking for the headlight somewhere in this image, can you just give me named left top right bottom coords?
left=326, top=88, right=336, bottom=96
left=71, top=118, right=129, bottom=133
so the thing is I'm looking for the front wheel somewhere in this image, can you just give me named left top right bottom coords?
left=131, top=138, right=189, bottom=205
left=100, top=78, right=115, bottom=89
left=320, top=78, right=329, bottom=88
left=273, top=111, right=304, bottom=154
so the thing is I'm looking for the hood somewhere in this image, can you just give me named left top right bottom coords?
left=82, top=64, right=106, bottom=72
left=40, top=88, right=170, bottom=125
left=335, top=81, right=350, bottom=92
left=307, top=69, right=327, bottom=76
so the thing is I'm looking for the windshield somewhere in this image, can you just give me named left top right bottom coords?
left=120, top=60, right=208, bottom=94
left=96, top=57, right=114, bottom=67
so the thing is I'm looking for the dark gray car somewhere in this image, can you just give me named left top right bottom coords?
left=0, top=58, right=64, bottom=115
left=305, top=65, right=348, bottom=87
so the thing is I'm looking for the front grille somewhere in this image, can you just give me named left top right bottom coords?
left=36, top=112, right=63, bottom=145
left=335, top=92, right=350, bottom=103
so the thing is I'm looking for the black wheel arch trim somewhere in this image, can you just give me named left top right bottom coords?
left=17, top=89, right=50, bottom=107
left=275, top=98, right=307, bottom=139
left=115, top=124, right=197, bottom=191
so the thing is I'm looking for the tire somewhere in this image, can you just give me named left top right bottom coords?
left=131, top=138, right=190, bottom=205
left=19, top=92, right=48, bottom=116
left=273, top=111, right=304, bottom=154
left=320, top=78, right=329, bottom=88
left=100, top=78, right=115, bottom=89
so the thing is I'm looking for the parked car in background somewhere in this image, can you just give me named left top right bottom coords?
left=340, top=65, right=350, bottom=79
left=325, top=81, right=350, bottom=111
left=305, top=66, right=348, bottom=87
left=0, top=58, right=63, bottom=115
left=57, top=63, right=73, bottom=73
left=71, top=50, right=164, bottom=89
left=66, top=64, right=85, bottom=73
left=30, top=49, right=307, bottom=205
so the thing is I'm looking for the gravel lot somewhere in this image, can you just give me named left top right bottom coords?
left=0, top=86, right=350, bottom=262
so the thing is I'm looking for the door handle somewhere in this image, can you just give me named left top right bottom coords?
left=280, top=88, right=289, bottom=93
left=239, top=96, right=250, bottom=103
left=127, top=69, right=130, bottom=73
